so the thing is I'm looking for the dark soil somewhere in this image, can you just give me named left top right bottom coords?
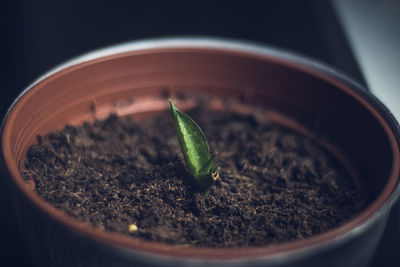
left=22, top=98, right=370, bottom=247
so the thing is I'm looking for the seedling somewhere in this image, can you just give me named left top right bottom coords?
left=169, top=99, right=220, bottom=193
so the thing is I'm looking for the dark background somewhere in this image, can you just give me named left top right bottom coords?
left=1, top=1, right=397, bottom=266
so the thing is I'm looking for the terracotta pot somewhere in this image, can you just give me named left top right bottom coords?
left=1, top=38, right=400, bottom=267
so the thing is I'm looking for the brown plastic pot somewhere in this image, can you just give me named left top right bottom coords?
left=1, top=38, right=400, bottom=267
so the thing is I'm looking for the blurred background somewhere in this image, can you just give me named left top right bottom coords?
left=1, top=0, right=399, bottom=266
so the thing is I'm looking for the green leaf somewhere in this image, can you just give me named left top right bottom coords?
left=169, top=99, right=219, bottom=192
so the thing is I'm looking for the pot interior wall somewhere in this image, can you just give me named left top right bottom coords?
left=4, top=48, right=395, bottom=200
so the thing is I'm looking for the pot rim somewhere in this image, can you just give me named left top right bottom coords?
left=1, top=37, right=400, bottom=262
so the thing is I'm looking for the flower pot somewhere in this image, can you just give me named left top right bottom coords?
left=1, top=38, right=399, bottom=267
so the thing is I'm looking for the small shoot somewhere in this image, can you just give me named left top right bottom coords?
left=169, top=99, right=220, bottom=193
